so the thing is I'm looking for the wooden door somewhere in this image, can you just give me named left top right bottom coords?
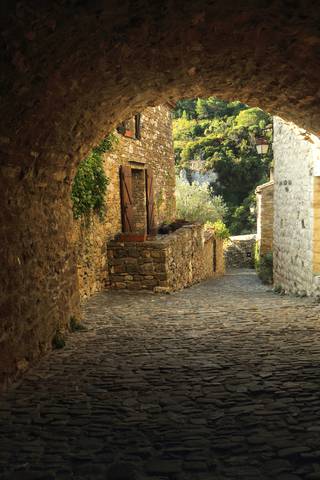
left=145, top=169, right=156, bottom=235
left=119, top=165, right=134, bottom=232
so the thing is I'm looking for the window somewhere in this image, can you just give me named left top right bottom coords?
left=117, top=114, right=141, bottom=140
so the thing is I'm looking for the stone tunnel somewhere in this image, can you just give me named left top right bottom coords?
left=1, top=0, right=320, bottom=387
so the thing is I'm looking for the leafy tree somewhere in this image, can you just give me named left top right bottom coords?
left=235, top=107, right=269, bottom=129
left=172, top=97, right=273, bottom=235
left=176, top=177, right=227, bottom=224
left=227, top=193, right=257, bottom=235
left=173, top=99, right=198, bottom=119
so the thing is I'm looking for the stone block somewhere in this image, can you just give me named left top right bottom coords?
left=154, top=263, right=167, bottom=273
left=140, top=263, right=155, bottom=274
left=125, top=257, right=138, bottom=265
left=127, top=248, right=140, bottom=258
left=153, top=286, right=171, bottom=293
left=113, top=265, right=126, bottom=273
left=126, top=264, right=140, bottom=274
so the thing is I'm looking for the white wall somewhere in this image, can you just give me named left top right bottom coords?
left=273, top=116, right=320, bottom=295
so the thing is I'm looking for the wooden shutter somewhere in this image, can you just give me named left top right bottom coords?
left=146, top=169, right=155, bottom=235
left=135, top=113, right=141, bottom=139
left=120, top=166, right=134, bottom=233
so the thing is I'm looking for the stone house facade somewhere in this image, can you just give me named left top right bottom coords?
left=255, top=180, right=274, bottom=256
left=273, top=116, right=320, bottom=296
left=74, top=105, right=176, bottom=299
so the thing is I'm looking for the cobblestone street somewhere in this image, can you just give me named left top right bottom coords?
left=1, top=270, right=320, bottom=479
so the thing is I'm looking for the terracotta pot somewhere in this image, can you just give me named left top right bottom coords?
left=124, top=130, right=134, bottom=138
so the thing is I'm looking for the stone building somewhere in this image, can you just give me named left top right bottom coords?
left=74, top=105, right=176, bottom=298
left=255, top=179, right=274, bottom=256
left=273, top=116, right=320, bottom=296
left=74, top=105, right=224, bottom=298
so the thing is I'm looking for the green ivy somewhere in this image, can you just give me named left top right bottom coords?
left=71, top=133, right=118, bottom=221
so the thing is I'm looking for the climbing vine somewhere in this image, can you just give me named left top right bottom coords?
left=71, top=133, right=118, bottom=221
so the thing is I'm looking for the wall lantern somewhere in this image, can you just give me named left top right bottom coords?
left=255, top=137, right=269, bottom=155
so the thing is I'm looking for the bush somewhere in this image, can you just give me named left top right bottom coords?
left=69, top=316, right=87, bottom=332
left=175, top=177, right=227, bottom=224
left=52, top=331, right=66, bottom=349
left=256, top=251, right=273, bottom=285
left=205, top=219, right=230, bottom=239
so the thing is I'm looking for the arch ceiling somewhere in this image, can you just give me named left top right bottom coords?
left=1, top=0, right=320, bottom=385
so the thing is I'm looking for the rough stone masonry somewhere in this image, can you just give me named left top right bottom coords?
left=73, top=105, right=176, bottom=299
left=273, top=117, right=320, bottom=297
left=2, top=1, right=320, bottom=386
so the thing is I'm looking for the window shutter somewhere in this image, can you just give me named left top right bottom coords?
left=120, top=165, right=134, bottom=233
left=135, top=113, right=141, bottom=140
left=146, top=168, right=156, bottom=235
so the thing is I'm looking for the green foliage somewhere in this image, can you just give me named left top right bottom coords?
left=52, top=331, right=66, bottom=349
left=173, top=97, right=273, bottom=235
left=255, top=245, right=273, bottom=285
left=69, top=316, right=87, bottom=332
left=92, top=133, right=118, bottom=155
left=71, top=134, right=118, bottom=221
left=254, top=241, right=260, bottom=270
left=273, top=284, right=284, bottom=294
left=235, top=107, right=269, bottom=129
left=205, top=219, right=230, bottom=239
left=227, top=193, right=257, bottom=235
left=175, top=177, right=227, bottom=224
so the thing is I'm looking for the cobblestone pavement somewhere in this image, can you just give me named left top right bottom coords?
left=1, top=270, right=320, bottom=480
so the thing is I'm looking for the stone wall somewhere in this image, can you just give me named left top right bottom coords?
left=108, top=225, right=225, bottom=293
left=3, top=1, right=320, bottom=388
left=224, top=235, right=256, bottom=269
left=74, top=105, right=176, bottom=299
left=256, top=181, right=274, bottom=256
left=273, top=117, right=320, bottom=296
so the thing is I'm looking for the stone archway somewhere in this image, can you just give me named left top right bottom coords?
left=1, top=0, right=320, bottom=386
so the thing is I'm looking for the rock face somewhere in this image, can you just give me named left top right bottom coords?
left=74, top=105, right=176, bottom=299
left=2, top=1, right=320, bottom=386
left=273, top=117, right=320, bottom=296
left=108, top=224, right=225, bottom=292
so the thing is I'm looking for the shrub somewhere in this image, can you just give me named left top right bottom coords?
left=205, top=219, right=230, bottom=239
left=254, top=241, right=260, bottom=270
left=52, top=331, right=66, bottom=349
left=257, top=251, right=273, bottom=285
left=175, top=177, right=227, bottom=224
left=69, top=316, right=87, bottom=332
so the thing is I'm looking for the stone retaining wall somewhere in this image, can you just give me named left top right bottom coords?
left=224, top=234, right=256, bottom=269
left=108, top=224, right=224, bottom=292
